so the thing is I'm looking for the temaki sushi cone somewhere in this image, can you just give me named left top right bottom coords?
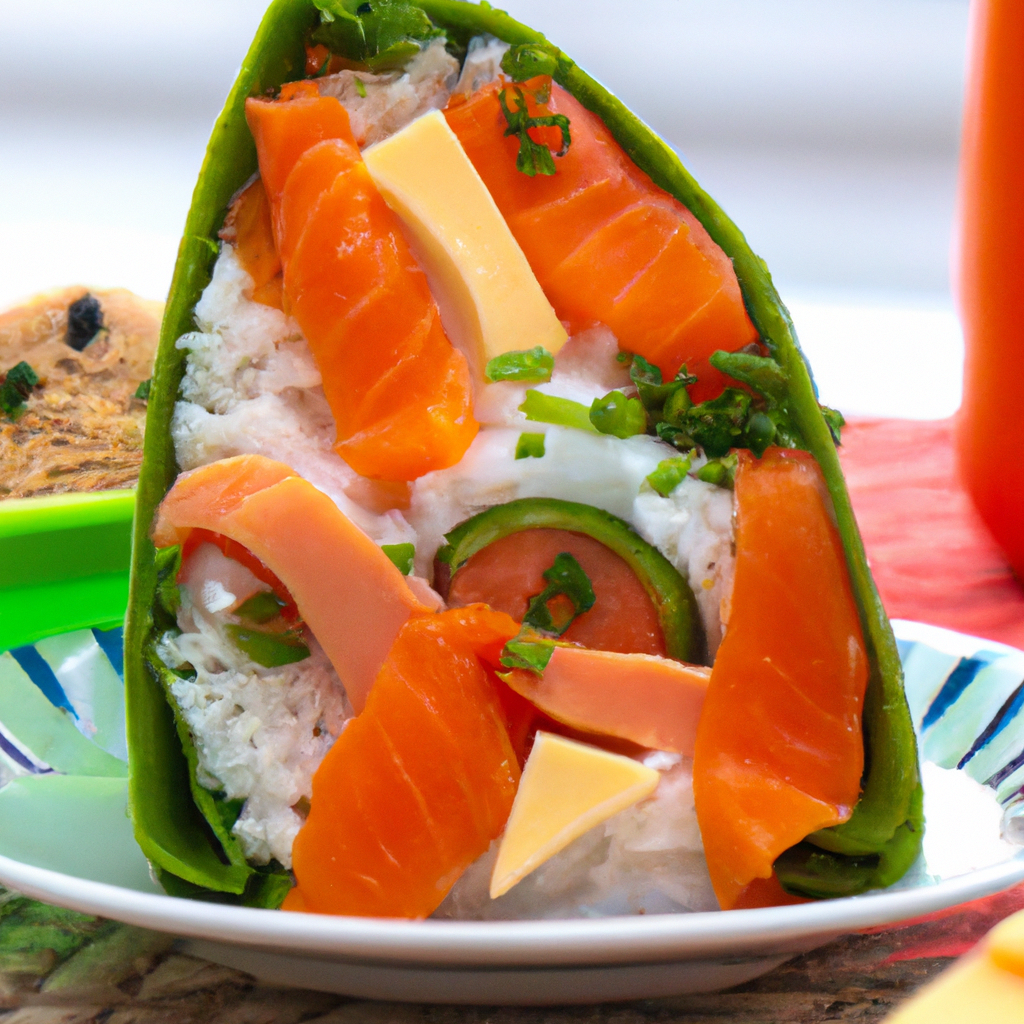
left=125, top=0, right=922, bottom=912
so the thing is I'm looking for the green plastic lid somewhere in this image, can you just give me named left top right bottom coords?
left=0, top=490, right=135, bottom=650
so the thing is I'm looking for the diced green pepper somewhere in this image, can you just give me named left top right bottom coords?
left=381, top=542, right=415, bottom=575
left=515, top=432, right=546, bottom=460
left=520, top=390, right=598, bottom=433
left=485, top=346, right=554, bottom=383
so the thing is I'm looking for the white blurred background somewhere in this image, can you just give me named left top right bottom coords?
left=0, top=0, right=970, bottom=418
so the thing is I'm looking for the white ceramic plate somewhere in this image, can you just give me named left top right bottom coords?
left=1, top=620, right=1022, bottom=1005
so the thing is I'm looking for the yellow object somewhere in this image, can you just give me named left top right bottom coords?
left=362, top=110, right=567, bottom=375
left=489, top=732, right=659, bottom=899
left=885, top=909, right=1024, bottom=1023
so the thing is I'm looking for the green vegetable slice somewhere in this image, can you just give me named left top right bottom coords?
left=435, top=497, right=705, bottom=665
left=381, top=542, right=415, bottom=575
left=515, top=432, right=546, bottom=460
left=485, top=346, right=554, bottom=383
left=225, top=625, right=311, bottom=667
left=235, top=590, right=288, bottom=624
left=520, top=390, right=597, bottom=433
left=126, top=0, right=919, bottom=900
left=646, top=456, right=692, bottom=498
left=589, top=390, right=647, bottom=439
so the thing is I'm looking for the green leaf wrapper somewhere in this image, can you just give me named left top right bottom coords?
left=126, top=0, right=920, bottom=902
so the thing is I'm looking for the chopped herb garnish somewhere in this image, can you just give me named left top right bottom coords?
left=381, top=542, right=415, bottom=575
left=646, top=456, right=692, bottom=497
left=500, top=634, right=557, bottom=674
left=0, top=361, right=39, bottom=420
left=354, top=75, right=367, bottom=96
left=500, top=41, right=560, bottom=82
left=317, top=54, right=333, bottom=77
left=134, top=378, right=152, bottom=400
left=498, top=551, right=595, bottom=674
left=515, top=432, right=546, bottom=460
left=522, top=552, right=595, bottom=636
left=677, top=388, right=752, bottom=458
left=485, top=346, right=554, bottom=383
left=65, top=293, right=104, bottom=351
left=235, top=590, right=287, bottom=624
left=225, top=625, right=310, bottom=667
left=311, top=0, right=442, bottom=74
left=520, top=390, right=598, bottom=433
left=697, top=453, right=738, bottom=489
left=498, top=85, right=571, bottom=177
left=589, top=390, right=647, bottom=439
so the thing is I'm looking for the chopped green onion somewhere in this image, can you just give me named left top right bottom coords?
left=697, top=454, right=738, bottom=489
left=520, top=390, right=598, bottom=433
left=515, top=432, right=546, bottom=460
left=381, top=542, right=415, bottom=575
left=354, top=76, right=367, bottom=96
left=235, top=591, right=287, bottom=624
left=134, top=378, right=152, bottom=400
left=646, top=456, right=692, bottom=498
left=225, top=625, right=310, bottom=667
left=589, top=390, right=647, bottom=439
left=485, top=346, right=554, bottom=383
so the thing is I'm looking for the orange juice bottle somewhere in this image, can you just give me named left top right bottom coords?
left=956, top=0, right=1024, bottom=580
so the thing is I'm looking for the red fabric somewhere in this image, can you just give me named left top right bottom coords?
left=839, top=417, right=1024, bottom=650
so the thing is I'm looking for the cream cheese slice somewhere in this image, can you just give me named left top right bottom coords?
left=490, top=731, right=660, bottom=899
left=362, top=109, right=567, bottom=376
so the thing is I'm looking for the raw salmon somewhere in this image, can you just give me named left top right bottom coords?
left=692, top=449, right=868, bottom=909
left=284, top=606, right=521, bottom=918
left=245, top=88, right=478, bottom=481
left=445, top=79, right=760, bottom=401
left=220, top=177, right=283, bottom=309
left=152, top=454, right=433, bottom=712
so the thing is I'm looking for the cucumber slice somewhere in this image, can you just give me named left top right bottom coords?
left=435, top=497, right=706, bottom=666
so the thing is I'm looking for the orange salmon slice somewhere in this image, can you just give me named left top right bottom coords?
left=692, top=449, right=868, bottom=909
left=245, top=90, right=478, bottom=481
left=151, top=454, right=433, bottom=712
left=284, top=606, right=521, bottom=918
left=445, top=79, right=760, bottom=401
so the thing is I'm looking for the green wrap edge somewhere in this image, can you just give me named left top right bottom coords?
left=124, top=0, right=922, bottom=898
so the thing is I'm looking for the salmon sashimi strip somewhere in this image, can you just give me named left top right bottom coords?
left=446, top=528, right=667, bottom=656
left=220, top=177, right=284, bottom=309
left=284, top=606, right=521, bottom=918
left=151, top=454, right=433, bottom=712
left=502, top=646, right=710, bottom=756
left=445, top=79, right=760, bottom=401
left=245, top=86, right=478, bottom=481
left=692, top=449, right=869, bottom=909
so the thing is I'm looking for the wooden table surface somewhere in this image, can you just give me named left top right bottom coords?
left=3, top=416, right=1023, bottom=1023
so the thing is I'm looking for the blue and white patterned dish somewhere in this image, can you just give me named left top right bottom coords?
left=898, top=620, right=1024, bottom=832
left=0, top=619, right=1021, bottom=1004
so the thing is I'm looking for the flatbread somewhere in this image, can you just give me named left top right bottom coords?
left=0, top=287, right=161, bottom=499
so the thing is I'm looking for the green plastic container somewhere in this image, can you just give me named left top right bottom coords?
left=0, top=491, right=135, bottom=651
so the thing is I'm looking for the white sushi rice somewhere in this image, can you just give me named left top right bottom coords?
left=159, top=578, right=351, bottom=868
left=164, top=40, right=738, bottom=913
left=438, top=755, right=718, bottom=919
